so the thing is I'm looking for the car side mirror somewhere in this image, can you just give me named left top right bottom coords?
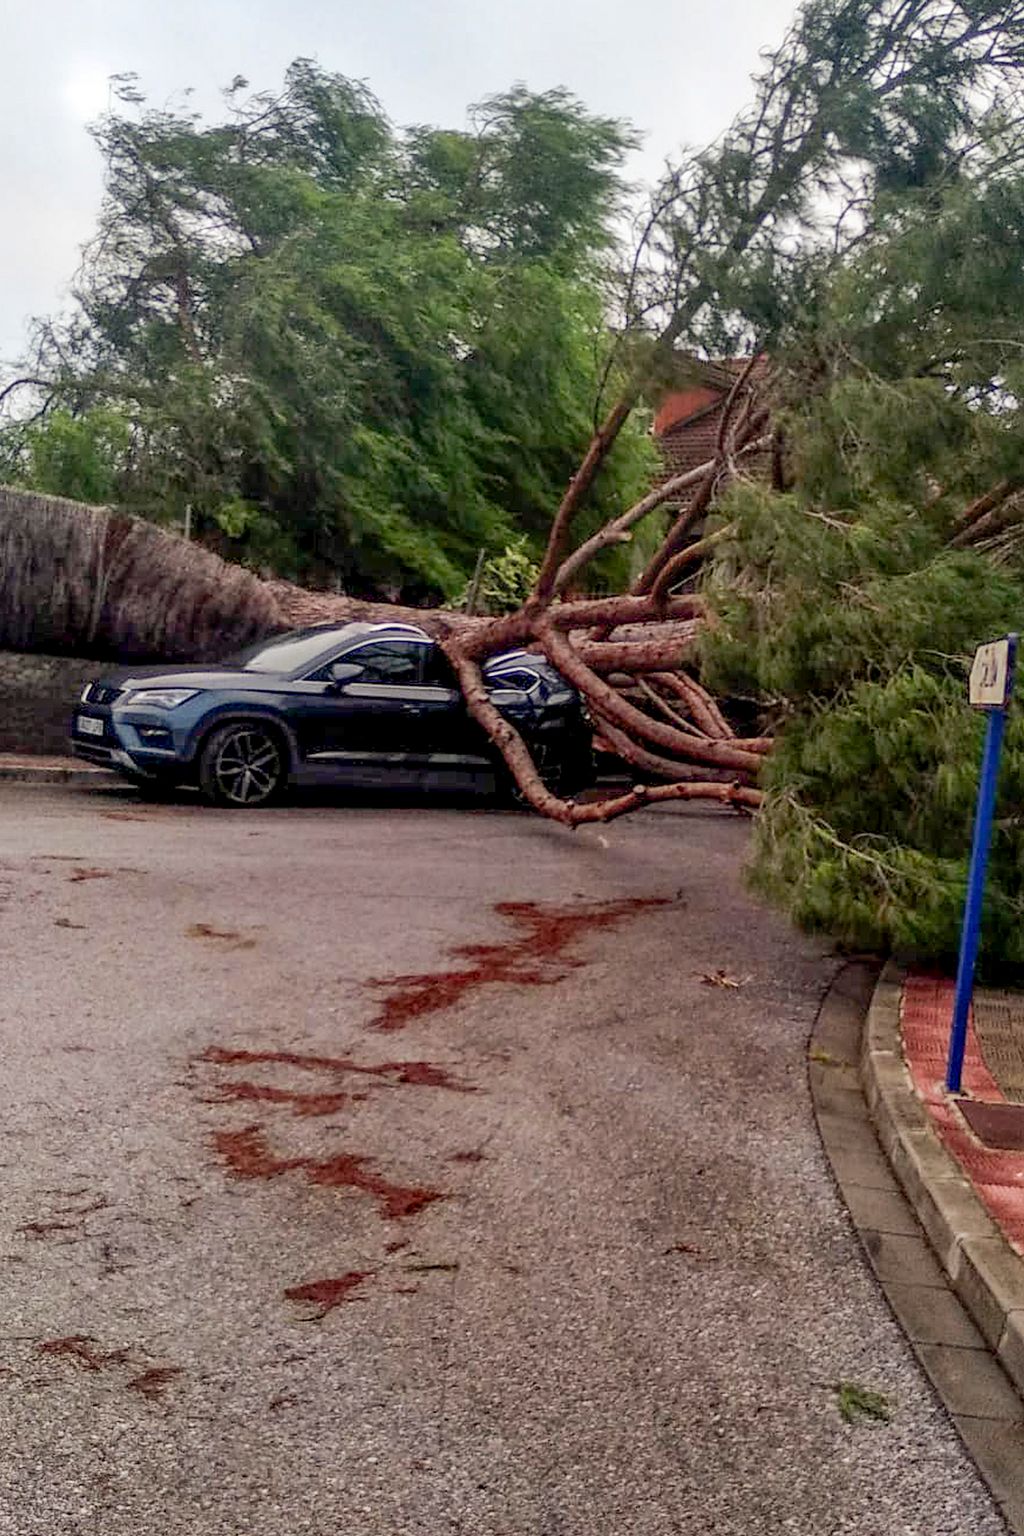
left=327, top=661, right=365, bottom=692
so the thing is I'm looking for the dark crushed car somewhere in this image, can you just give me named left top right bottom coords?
left=70, top=621, right=595, bottom=807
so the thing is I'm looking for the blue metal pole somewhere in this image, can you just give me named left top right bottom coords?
left=946, top=636, right=1018, bottom=1093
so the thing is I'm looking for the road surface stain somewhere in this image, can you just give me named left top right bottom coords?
left=284, top=1271, right=376, bottom=1319
left=212, top=1126, right=444, bottom=1221
left=36, top=1337, right=131, bottom=1371
left=366, top=896, right=670, bottom=1031
left=126, top=1366, right=184, bottom=1400
left=197, top=1046, right=473, bottom=1102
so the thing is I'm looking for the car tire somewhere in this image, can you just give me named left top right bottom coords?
left=494, top=743, right=591, bottom=808
left=198, top=721, right=287, bottom=808
left=132, top=776, right=177, bottom=802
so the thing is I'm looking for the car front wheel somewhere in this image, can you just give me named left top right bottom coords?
left=198, top=722, right=286, bottom=808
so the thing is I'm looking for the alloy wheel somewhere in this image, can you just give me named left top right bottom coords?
left=211, top=727, right=282, bottom=806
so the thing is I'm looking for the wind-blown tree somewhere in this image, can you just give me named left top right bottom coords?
left=701, top=150, right=1024, bottom=964
left=427, top=0, right=1024, bottom=828
left=9, top=1, right=1024, bottom=866
left=1, top=64, right=653, bottom=596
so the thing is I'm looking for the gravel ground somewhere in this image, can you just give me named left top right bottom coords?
left=0, top=781, right=1005, bottom=1535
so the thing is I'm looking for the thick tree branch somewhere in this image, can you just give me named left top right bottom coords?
left=593, top=719, right=735, bottom=781
left=652, top=671, right=732, bottom=740
left=648, top=524, right=737, bottom=604
left=457, top=593, right=704, bottom=659
left=538, top=624, right=763, bottom=776
left=554, top=461, right=726, bottom=596
left=557, top=631, right=700, bottom=674
left=440, top=633, right=761, bottom=823
left=634, top=677, right=710, bottom=738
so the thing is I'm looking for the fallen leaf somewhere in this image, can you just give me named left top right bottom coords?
left=185, top=922, right=257, bottom=950
left=699, top=969, right=749, bottom=989
left=809, top=1046, right=850, bottom=1068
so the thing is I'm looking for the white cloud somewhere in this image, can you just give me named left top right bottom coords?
left=1, top=0, right=800, bottom=363
left=60, top=60, right=114, bottom=122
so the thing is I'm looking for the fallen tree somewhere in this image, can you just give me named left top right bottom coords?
left=421, top=0, right=1024, bottom=824
left=8, top=0, right=1024, bottom=842
left=0, top=486, right=278, bottom=660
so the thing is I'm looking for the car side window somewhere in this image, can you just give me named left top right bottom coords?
left=422, top=646, right=459, bottom=690
left=344, top=641, right=426, bottom=686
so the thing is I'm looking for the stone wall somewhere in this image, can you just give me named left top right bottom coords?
left=0, top=651, right=107, bottom=755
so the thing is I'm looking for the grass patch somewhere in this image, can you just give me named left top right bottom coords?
left=834, top=1380, right=893, bottom=1426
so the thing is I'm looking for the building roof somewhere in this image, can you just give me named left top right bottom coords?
left=653, top=358, right=770, bottom=510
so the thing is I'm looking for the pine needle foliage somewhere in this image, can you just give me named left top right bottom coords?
left=702, top=134, right=1024, bottom=966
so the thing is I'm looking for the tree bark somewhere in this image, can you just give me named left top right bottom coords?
left=538, top=624, right=763, bottom=776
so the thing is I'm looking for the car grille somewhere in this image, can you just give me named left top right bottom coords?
left=85, top=683, right=123, bottom=706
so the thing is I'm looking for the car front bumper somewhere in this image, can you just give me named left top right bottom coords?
left=69, top=703, right=193, bottom=781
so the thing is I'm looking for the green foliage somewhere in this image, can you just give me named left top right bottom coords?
left=8, top=409, right=130, bottom=505
left=4, top=63, right=652, bottom=598
left=700, top=127, right=1024, bottom=965
left=834, top=1382, right=893, bottom=1427
left=705, top=487, right=1024, bottom=964
left=460, top=537, right=540, bottom=614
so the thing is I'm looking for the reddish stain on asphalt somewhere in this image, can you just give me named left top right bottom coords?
left=212, top=1126, right=445, bottom=1221
left=367, top=897, right=669, bottom=1031
left=212, top=1126, right=304, bottom=1180
left=199, top=1046, right=472, bottom=1092
left=18, top=1220, right=80, bottom=1239
left=127, top=1366, right=184, bottom=1400
left=37, top=1337, right=130, bottom=1372
left=205, top=1081, right=351, bottom=1118
left=284, top=1271, right=376, bottom=1318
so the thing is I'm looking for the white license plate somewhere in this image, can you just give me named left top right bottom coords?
left=77, top=715, right=104, bottom=738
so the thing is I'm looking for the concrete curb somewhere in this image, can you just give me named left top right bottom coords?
left=811, top=963, right=1024, bottom=1533
left=0, top=759, right=115, bottom=786
left=862, top=964, right=1024, bottom=1388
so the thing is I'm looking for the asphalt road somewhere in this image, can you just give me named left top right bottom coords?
left=0, top=781, right=1004, bottom=1535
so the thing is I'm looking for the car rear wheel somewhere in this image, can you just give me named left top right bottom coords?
left=198, top=722, right=286, bottom=808
left=495, top=741, right=593, bottom=808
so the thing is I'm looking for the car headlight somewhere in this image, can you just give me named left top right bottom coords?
left=125, top=688, right=200, bottom=709
left=80, top=683, right=94, bottom=702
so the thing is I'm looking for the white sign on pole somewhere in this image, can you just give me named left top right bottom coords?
left=969, top=639, right=1013, bottom=708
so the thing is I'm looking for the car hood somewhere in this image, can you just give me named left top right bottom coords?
left=92, top=664, right=280, bottom=693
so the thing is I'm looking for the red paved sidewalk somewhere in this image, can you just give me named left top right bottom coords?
left=902, top=975, right=1024, bottom=1252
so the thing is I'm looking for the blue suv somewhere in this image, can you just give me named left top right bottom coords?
left=70, top=622, right=594, bottom=807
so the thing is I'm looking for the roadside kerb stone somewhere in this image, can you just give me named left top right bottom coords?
left=957, top=1238, right=1024, bottom=1355
left=861, top=962, right=1024, bottom=1404
left=0, top=755, right=114, bottom=786
left=814, top=962, right=1024, bottom=1532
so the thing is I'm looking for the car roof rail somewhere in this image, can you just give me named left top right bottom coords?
left=486, top=649, right=531, bottom=667
left=363, top=621, right=430, bottom=638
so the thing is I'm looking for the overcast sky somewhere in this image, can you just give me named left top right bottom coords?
left=1, top=0, right=798, bottom=365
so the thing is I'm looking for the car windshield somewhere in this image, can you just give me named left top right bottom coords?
left=229, top=631, right=341, bottom=674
